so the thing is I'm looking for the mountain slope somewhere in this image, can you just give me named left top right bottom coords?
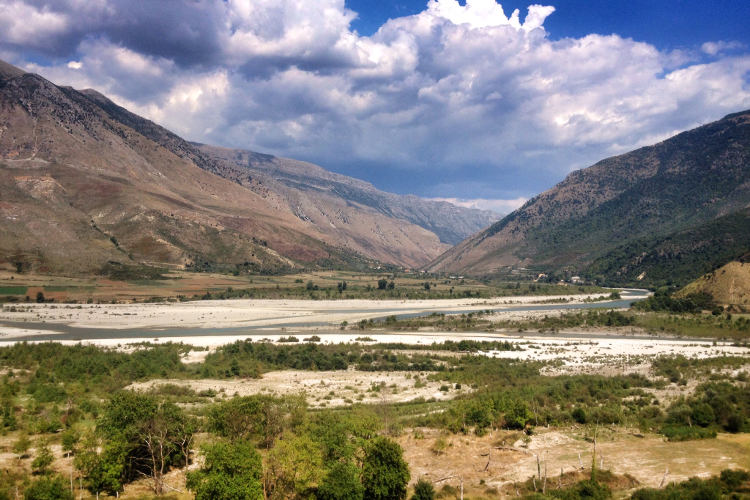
left=72, top=88, right=496, bottom=251
left=679, top=260, right=750, bottom=307
left=428, top=110, right=750, bottom=284
left=194, top=144, right=497, bottom=246
left=0, top=60, right=481, bottom=274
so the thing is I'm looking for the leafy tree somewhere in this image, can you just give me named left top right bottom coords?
left=362, top=437, right=410, bottom=500
left=74, top=432, right=125, bottom=498
left=504, top=401, right=533, bottom=430
left=265, top=434, right=324, bottom=499
left=61, top=428, right=79, bottom=457
left=317, top=462, right=363, bottom=500
left=186, top=440, right=263, bottom=500
left=23, top=475, right=73, bottom=500
left=377, top=279, right=388, bottom=290
left=411, top=478, right=435, bottom=500
left=31, top=439, right=54, bottom=475
left=96, top=391, right=192, bottom=494
left=690, top=402, right=715, bottom=427
left=306, top=411, right=361, bottom=464
left=209, top=395, right=305, bottom=448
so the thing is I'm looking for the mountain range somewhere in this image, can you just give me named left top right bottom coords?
left=427, top=109, right=750, bottom=287
left=0, top=60, right=496, bottom=276
left=3, top=57, right=748, bottom=288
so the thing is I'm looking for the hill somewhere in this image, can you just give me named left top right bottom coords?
left=679, top=260, right=750, bottom=307
left=0, top=60, right=493, bottom=275
left=427, top=110, right=750, bottom=286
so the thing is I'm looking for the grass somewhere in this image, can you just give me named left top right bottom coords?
left=0, top=286, right=27, bottom=295
left=637, top=312, right=750, bottom=339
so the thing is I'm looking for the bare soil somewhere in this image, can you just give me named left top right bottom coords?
left=128, top=369, right=466, bottom=408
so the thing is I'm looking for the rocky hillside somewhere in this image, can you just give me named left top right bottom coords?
left=0, top=60, right=489, bottom=275
left=428, top=110, right=750, bottom=286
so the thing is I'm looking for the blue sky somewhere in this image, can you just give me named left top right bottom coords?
left=347, top=1, right=750, bottom=49
left=1, top=1, right=749, bottom=213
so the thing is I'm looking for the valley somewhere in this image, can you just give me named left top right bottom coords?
left=0, top=55, right=749, bottom=500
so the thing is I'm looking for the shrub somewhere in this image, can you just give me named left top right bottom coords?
left=362, top=437, right=410, bottom=500
left=23, top=475, right=73, bottom=500
left=317, top=462, right=363, bottom=500
left=411, top=478, right=435, bottom=500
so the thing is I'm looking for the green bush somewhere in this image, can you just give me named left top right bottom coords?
left=411, top=478, right=435, bottom=500
left=186, top=440, right=263, bottom=500
left=317, top=462, right=364, bottom=500
left=362, top=437, right=410, bottom=500
left=660, top=425, right=716, bottom=442
left=23, top=475, right=73, bottom=500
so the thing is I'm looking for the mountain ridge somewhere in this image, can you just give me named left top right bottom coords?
left=0, top=60, right=494, bottom=275
left=427, top=109, right=750, bottom=286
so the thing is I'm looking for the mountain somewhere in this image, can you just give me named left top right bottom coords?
left=193, top=144, right=497, bottom=246
left=678, top=260, right=750, bottom=307
left=427, top=110, right=750, bottom=286
left=0, top=60, right=493, bottom=275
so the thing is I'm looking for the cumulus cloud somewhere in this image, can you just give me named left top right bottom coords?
left=1, top=0, right=749, bottom=201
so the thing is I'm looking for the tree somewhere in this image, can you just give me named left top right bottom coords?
left=32, top=439, right=54, bottom=475
left=61, top=428, right=79, bottom=458
left=96, top=391, right=192, bottom=495
left=411, top=478, right=435, bottom=500
left=23, top=475, right=73, bottom=500
left=265, top=434, right=323, bottom=499
left=140, top=401, right=188, bottom=494
left=317, top=462, right=363, bottom=500
left=74, top=432, right=125, bottom=498
left=362, top=437, right=410, bottom=500
left=377, top=279, right=388, bottom=290
left=690, top=402, right=715, bottom=427
left=208, top=395, right=304, bottom=449
left=186, top=440, right=263, bottom=500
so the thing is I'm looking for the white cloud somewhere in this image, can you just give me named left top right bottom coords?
left=701, top=40, right=745, bottom=56
left=428, top=197, right=527, bottom=214
left=0, top=1, right=68, bottom=45
left=2, top=1, right=749, bottom=200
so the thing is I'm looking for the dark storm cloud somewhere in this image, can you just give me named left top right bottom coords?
left=0, top=0, right=225, bottom=67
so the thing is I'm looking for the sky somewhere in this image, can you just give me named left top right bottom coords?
left=1, top=1, right=749, bottom=214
